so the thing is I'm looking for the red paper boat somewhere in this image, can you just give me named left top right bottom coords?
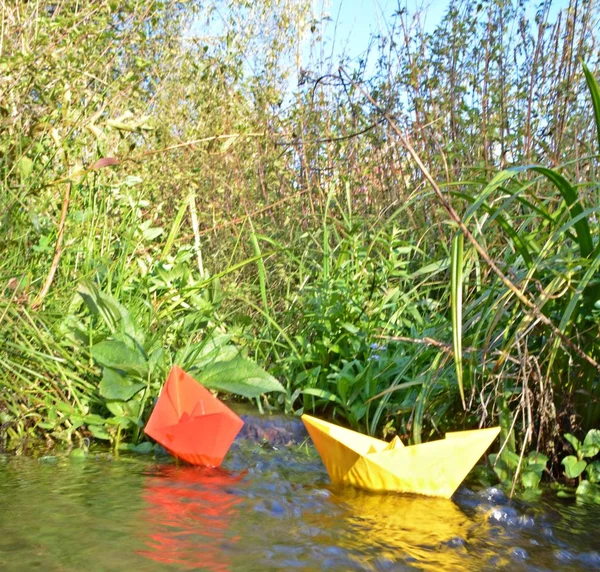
left=144, top=365, right=244, bottom=467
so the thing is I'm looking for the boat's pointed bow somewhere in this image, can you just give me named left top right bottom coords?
left=436, top=425, right=501, bottom=497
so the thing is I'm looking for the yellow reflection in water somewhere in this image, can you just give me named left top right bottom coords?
left=333, top=488, right=482, bottom=570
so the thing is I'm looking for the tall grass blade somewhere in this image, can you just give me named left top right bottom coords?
left=452, top=190, right=534, bottom=268
left=451, top=232, right=466, bottom=409
left=188, top=193, right=204, bottom=276
left=248, top=217, right=269, bottom=321
left=463, top=170, right=518, bottom=221
left=515, top=166, right=593, bottom=258
left=322, top=186, right=335, bottom=281
left=582, top=62, right=600, bottom=152
left=160, top=198, right=188, bottom=260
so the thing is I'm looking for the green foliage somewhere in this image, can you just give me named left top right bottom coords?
left=448, top=61, right=600, bottom=479
left=239, top=199, right=457, bottom=439
left=70, top=275, right=284, bottom=448
left=560, top=429, right=600, bottom=503
left=562, top=430, right=600, bottom=479
left=489, top=449, right=548, bottom=493
left=1, top=0, right=599, bottom=481
left=193, top=357, right=284, bottom=399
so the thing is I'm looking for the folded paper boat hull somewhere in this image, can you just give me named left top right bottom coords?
left=155, top=412, right=243, bottom=467
left=145, top=366, right=244, bottom=467
left=302, top=414, right=500, bottom=498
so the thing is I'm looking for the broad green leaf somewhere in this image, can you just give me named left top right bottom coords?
left=580, top=444, right=600, bottom=459
left=583, top=428, right=600, bottom=448
left=106, top=400, right=141, bottom=421
left=502, top=450, right=522, bottom=470
left=575, top=480, right=600, bottom=502
left=564, top=433, right=581, bottom=453
left=521, top=470, right=541, bottom=489
left=141, top=226, right=163, bottom=241
left=91, top=340, right=148, bottom=376
left=37, top=421, right=58, bottom=430
left=220, top=134, right=239, bottom=152
left=302, top=387, right=345, bottom=405
left=562, top=455, right=587, bottom=479
left=191, top=356, right=284, bottom=398
left=69, top=416, right=85, bottom=430
left=98, top=368, right=145, bottom=401
left=489, top=454, right=511, bottom=482
left=513, top=165, right=593, bottom=258
left=526, top=463, right=547, bottom=474
left=527, top=452, right=549, bottom=466
left=119, top=441, right=154, bottom=454
left=147, top=346, right=165, bottom=375
left=451, top=190, right=534, bottom=267
left=105, top=415, right=134, bottom=429
left=176, top=335, right=239, bottom=370
left=161, top=198, right=189, bottom=259
left=586, top=461, right=600, bottom=484
left=192, top=345, right=239, bottom=369
left=463, top=168, right=518, bottom=221
left=123, top=175, right=143, bottom=187
left=135, top=442, right=156, bottom=454
left=107, top=111, right=151, bottom=131
left=410, top=258, right=449, bottom=277
left=55, top=402, right=75, bottom=415
left=341, top=322, right=360, bottom=334
left=78, top=281, right=142, bottom=343
left=88, top=425, right=111, bottom=441
left=249, top=218, right=269, bottom=320
left=69, top=449, right=88, bottom=460
left=17, top=156, right=33, bottom=179
left=84, top=413, right=107, bottom=426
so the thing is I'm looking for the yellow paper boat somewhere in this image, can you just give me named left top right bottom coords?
left=302, top=414, right=500, bottom=498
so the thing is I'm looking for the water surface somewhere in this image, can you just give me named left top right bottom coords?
left=0, top=438, right=599, bottom=571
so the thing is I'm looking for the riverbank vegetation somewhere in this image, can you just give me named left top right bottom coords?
left=1, top=0, right=599, bottom=496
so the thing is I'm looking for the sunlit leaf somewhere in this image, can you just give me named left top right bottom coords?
left=119, top=441, right=154, bottom=453
left=575, top=479, right=600, bottom=503
left=583, top=429, right=600, bottom=448
left=562, top=455, right=587, bottom=479
left=87, top=425, right=111, bottom=441
left=586, top=461, right=600, bottom=484
left=17, top=156, right=33, bottom=179
left=451, top=232, right=465, bottom=408
left=98, top=367, right=145, bottom=401
left=91, top=340, right=148, bottom=376
left=512, top=165, right=593, bottom=258
left=78, top=280, right=142, bottom=343
left=302, top=387, right=345, bottom=405
left=521, top=470, right=541, bottom=489
left=564, top=433, right=581, bottom=453
left=191, top=356, right=284, bottom=398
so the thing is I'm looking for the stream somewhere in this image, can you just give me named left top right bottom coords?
left=0, top=415, right=599, bottom=571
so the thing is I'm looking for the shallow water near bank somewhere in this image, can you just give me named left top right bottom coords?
left=1, top=430, right=599, bottom=571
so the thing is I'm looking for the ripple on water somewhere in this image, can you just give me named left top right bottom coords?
left=0, top=438, right=600, bottom=571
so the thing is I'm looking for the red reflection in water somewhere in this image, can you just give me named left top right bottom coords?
left=138, top=465, right=244, bottom=571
